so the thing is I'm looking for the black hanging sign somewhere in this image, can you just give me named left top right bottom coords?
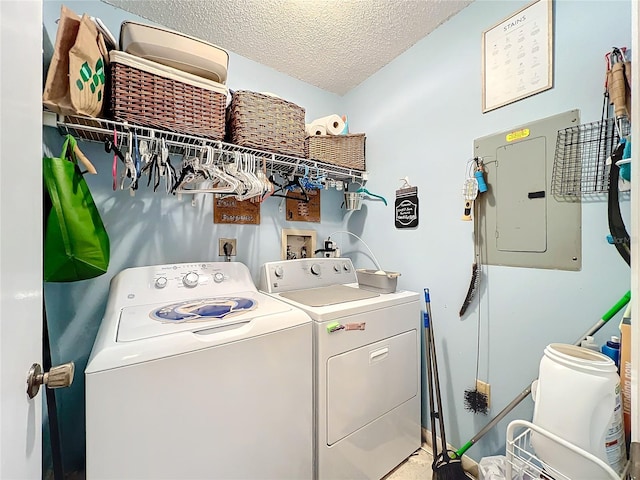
left=395, top=186, right=419, bottom=228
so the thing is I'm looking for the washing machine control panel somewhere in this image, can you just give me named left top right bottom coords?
left=147, top=263, right=229, bottom=291
left=110, top=262, right=260, bottom=308
left=259, top=258, right=358, bottom=293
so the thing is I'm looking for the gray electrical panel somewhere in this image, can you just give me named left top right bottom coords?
left=474, top=110, right=581, bottom=270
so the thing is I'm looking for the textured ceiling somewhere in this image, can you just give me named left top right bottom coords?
left=103, top=0, right=473, bottom=95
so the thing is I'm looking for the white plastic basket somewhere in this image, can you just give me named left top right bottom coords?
left=506, top=420, right=621, bottom=480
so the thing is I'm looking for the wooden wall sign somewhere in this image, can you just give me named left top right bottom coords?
left=213, top=195, right=261, bottom=225
left=286, top=189, right=321, bottom=223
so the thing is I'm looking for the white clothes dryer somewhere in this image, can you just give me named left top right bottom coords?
left=85, top=261, right=312, bottom=480
left=259, top=258, right=421, bottom=480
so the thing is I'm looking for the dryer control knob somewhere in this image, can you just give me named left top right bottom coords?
left=333, top=264, right=340, bottom=272
left=213, top=272, right=224, bottom=283
left=343, top=263, right=351, bottom=272
left=310, top=264, right=321, bottom=276
left=183, top=272, right=199, bottom=288
left=154, top=276, right=168, bottom=289
left=274, top=266, right=284, bottom=278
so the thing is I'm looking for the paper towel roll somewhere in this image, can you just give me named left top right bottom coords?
left=312, top=114, right=345, bottom=136
left=306, top=123, right=327, bottom=136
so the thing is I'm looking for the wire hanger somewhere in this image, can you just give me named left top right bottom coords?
left=270, top=175, right=310, bottom=202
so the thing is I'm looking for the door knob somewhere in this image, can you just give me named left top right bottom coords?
left=26, top=362, right=74, bottom=399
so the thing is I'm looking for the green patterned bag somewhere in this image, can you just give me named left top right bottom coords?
left=43, top=135, right=110, bottom=282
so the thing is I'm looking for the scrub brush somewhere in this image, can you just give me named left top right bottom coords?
left=464, top=387, right=488, bottom=415
left=459, top=263, right=479, bottom=317
left=463, top=197, right=488, bottom=415
left=462, top=263, right=488, bottom=415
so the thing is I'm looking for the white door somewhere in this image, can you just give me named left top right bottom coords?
left=0, top=1, right=44, bottom=478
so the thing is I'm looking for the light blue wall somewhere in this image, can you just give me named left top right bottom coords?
left=42, top=0, right=633, bottom=474
left=342, top=0, right=632, bottom=461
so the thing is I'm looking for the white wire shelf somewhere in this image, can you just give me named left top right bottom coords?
left=48, top=113, right=367, bottom=184
left=506, top=420, right=623, bottom=480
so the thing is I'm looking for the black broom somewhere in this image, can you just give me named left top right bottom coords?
left=424, top=289, right=467, bottom=480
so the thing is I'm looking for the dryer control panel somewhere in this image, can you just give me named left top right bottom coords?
left=259, top=258, right=357, bottom=293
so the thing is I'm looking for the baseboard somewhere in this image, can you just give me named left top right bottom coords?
left=422, top=426, right=478, bottom=479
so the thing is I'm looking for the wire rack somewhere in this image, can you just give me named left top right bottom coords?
left=51, top=114, right=366, bottom=184
left=551, top=117, right=630, bottom=196
left=506, top=420, right=623, bottom=480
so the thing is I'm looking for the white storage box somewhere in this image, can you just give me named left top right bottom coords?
left=120, top=21, right=229, bottom=84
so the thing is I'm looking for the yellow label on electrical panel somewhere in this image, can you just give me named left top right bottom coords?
left=506, top=128, right=530, bottom=142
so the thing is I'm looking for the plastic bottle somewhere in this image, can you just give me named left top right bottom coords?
left=532, top=343, right=626, bottom=477
left=580, top=335, right=600, bottom=352
left=601, top=336, right=621, bottom=367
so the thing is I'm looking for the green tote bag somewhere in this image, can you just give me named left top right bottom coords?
left=43, top=135, right=110, bottom=282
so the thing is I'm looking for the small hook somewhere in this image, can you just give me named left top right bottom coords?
left=399, top=177, right=412, bottom=189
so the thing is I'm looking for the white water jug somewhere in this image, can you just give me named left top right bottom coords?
left=531, top=343, right=625, bottom=479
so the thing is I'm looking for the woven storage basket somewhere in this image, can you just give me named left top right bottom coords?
left=305, top=134, right=366, bottom=170
left=109, top=51, right=227, bottom=139
left=227, top=91, right=306, bottom=157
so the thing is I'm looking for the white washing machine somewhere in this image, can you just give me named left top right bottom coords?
left=85, top=261, right=313, bottom=480
left=259, top=258, right=421, bottom=480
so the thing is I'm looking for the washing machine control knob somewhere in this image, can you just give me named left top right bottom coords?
left=343, top=263, right=351, bottom=272
left=213, top=272, right=224, bottom=283
left=310, top=264, right=321, bottom=276
left=183, top=271, right=199, bottom=288
left=333, top=264, right=340, bottom=272
left=154, top=276, right=168, bottom=289
left=274, top=266, right=284, bottom=278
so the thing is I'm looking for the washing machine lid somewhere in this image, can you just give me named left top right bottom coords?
left=117, top=291, right=292, bottom=342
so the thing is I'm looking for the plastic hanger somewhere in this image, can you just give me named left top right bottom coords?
left=159, top=138, right=176, bottom=194
left=121, top=132, right=137, bottom=192
left=175, top=146, right=241, bottom=195
left=256, top=158, right=274, bottom=201
left=299, top=165, right=324, bottom=190
left=72, top=143, right=97, bottom=175
left=104, top=129, right=125, bottom=191
left=356, top=187, right=388, bottom=205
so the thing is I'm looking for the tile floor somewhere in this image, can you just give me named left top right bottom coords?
left=383, top=445, right=476, bottom=480
left=60, top=449, right=474, bottom=480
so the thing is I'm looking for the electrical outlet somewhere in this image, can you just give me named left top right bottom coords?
left=218, top=238, right=237, bottom=256
left=476, top=380, right=491, bottom=409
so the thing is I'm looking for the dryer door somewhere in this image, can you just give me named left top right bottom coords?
left=326, top=330, right=418, bottom=445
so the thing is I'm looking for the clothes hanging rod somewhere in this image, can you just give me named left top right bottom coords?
left=47, top=112, right=367, bottom=184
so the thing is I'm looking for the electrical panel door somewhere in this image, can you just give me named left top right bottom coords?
left=496, top=137, right=547, bottom=253
left=474, top=110, right=581, bottom=270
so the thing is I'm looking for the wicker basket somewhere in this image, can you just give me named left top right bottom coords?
left=305, top=134, right=366, bottom=170
left=226, top=91, right=306, bottom=157
left=109, top=51, right=227, bottom=140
